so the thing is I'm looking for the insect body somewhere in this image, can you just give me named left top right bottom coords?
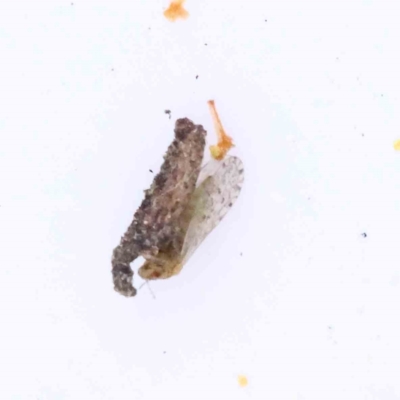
left=112, top=105, right=244, bottom=297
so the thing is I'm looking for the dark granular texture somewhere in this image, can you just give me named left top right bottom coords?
left=112, top=118, right=206, bottom=297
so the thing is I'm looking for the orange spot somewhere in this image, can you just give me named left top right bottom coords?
left=208, top=100, right=234, bottom=160
left=394, top=139, right=400, bottom=151
left=164, top=0, right=189, bottom=21
left=237, top=375, right=248, bottom=387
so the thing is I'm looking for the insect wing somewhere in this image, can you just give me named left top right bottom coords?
left=180, top=155, right=244, bottom=265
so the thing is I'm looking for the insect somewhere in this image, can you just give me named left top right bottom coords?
left=111, top=101, right=244, bottom=297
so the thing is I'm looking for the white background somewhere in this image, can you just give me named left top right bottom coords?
left=1, top=1, right=400, bottom=399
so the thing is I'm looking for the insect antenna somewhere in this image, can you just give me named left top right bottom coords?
left=138, top=280, right=156, bottom=299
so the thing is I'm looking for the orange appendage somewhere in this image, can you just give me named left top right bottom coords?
left=237, top=375, right=248, bottom=387
left=208, top=100, right=234, bottom=160
left=164, top=0, right=189, bottom=21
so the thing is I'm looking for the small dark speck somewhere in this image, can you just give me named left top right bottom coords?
left=111, top=68, right=114, bottom=72
left=328, top=325, right=333, bottom=330
left=361, top=133, right=365, bottom=137
left=264, top=19, right=267, bottom=22
left=164, top=110, right=171, bottom=119
left=71, top=2, right=74, bottom=5
left=195, top=75, right=199, bottom=79
left=240, top=252, right=243, bottom=256
left=163, top=351, right=166, bottom=354
left=149, top=169, right=153, bottom=173
left=361, top=232, right=367, bottom=238
left=381, top=94, right=384, bottom=97
left=204, top=43, right=208, bottom=46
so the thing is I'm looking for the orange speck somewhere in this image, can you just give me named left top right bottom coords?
left=208, top=100, right=234, bottom=160
left=164, top=0, right=189, bottom=21
left=394, top=139, right=400, bottom=151
left=237, top=375, right=248, bottom=387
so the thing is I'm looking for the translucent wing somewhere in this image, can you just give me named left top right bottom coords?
left=180, top=155, right=244, bottom=265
